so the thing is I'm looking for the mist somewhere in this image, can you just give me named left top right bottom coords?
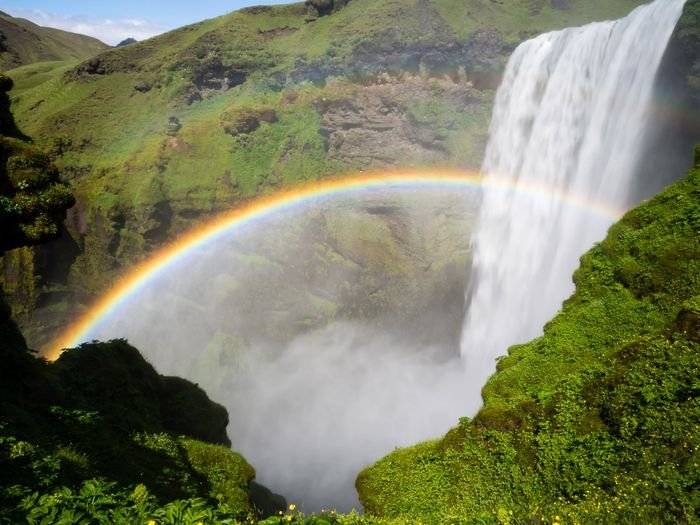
left=222, top=322, right=472, bottom=511
left=82, top=187, right=477, bottom=511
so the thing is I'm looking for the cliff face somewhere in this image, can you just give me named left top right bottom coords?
left=356, top=150, right=700, bottom=524
left=634, top=0, right=700, bottom=200
left=0, top=0, right=654, bottom=353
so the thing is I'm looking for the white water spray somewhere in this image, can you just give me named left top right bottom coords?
left=459, top=0, right=686, bottom=402
left=78, top=188, right=476, bottom=512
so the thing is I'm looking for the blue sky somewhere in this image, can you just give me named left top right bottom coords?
left=1, top=1, right=293, bottom=45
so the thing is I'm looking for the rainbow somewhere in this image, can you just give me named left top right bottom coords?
left=47, top=168, right=625, bottom=360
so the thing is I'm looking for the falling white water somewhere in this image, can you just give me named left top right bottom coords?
left=460, top=0, right=687, bottom=403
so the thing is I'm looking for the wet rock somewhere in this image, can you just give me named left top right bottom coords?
left=315, top=76, right=484, bottom=169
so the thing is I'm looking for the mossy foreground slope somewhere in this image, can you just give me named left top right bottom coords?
left=357, top=151, right=700, bottom=524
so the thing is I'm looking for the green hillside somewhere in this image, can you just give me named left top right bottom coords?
left=2, top=0, right=651, bottom=352
left=0, top=12, right=107, bottom=71
left=356, top=148, right=700, bottom=524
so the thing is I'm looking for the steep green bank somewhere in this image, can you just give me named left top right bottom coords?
left=1, top=0, right=650, bottom=352
left=356, top=149, right=700, bottom=524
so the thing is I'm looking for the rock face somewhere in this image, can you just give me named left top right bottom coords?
left=347, top=31, right=509, bottom=88
left=632, top=0, right=700, bottom=201
left=221, top=107, right=277, bottom=137
left=305, top=0, right=351, bottom=18
left=317, top=75, right=485, bottom=168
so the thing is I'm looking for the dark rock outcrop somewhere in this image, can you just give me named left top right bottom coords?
left=52, top=339, right=231, bottom=446
left=221, top=108, right=277, bottom=137
left=116, top=37, right=137, bottom=47
left=631, top=0, right=700, bottom=201
left=305, top=0, right=351, bottom=19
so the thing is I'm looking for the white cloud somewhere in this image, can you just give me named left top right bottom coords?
left=3, top=8, right=170, bottom=46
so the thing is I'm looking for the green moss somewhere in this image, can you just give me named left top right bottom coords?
left=434, top=0, right=646, bottom=40
left=182, top=438, right=255, bottom=516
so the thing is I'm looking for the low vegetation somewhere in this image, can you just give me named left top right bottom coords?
left=0, top=340, right=267, bottom=524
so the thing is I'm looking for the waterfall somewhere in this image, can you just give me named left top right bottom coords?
left=460, top=0, right=687, bottom=403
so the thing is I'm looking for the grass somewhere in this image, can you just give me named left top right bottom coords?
left=433, top=0, right=648, bottom=40
left=4, top=61, right=78, bottom=96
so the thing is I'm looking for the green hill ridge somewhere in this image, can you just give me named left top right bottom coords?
left=0, top=12, right=107, bottom=71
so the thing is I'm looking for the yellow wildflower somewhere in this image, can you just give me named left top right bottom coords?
left=289, top=503, right=296, bottom=511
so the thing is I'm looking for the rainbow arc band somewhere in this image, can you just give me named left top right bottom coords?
left=47, top=168, right=624, bottom=360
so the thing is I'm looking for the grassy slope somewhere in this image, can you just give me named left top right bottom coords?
left=0, top=14, right=107, bottom=71
left=356, top=150, right=700, bottom=524
left=9, top=0, right=647, bottom=191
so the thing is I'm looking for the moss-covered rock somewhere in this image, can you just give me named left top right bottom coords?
left=0, top=81, right=74, bottom=252
left=52, top=339, right=231, bottom=446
